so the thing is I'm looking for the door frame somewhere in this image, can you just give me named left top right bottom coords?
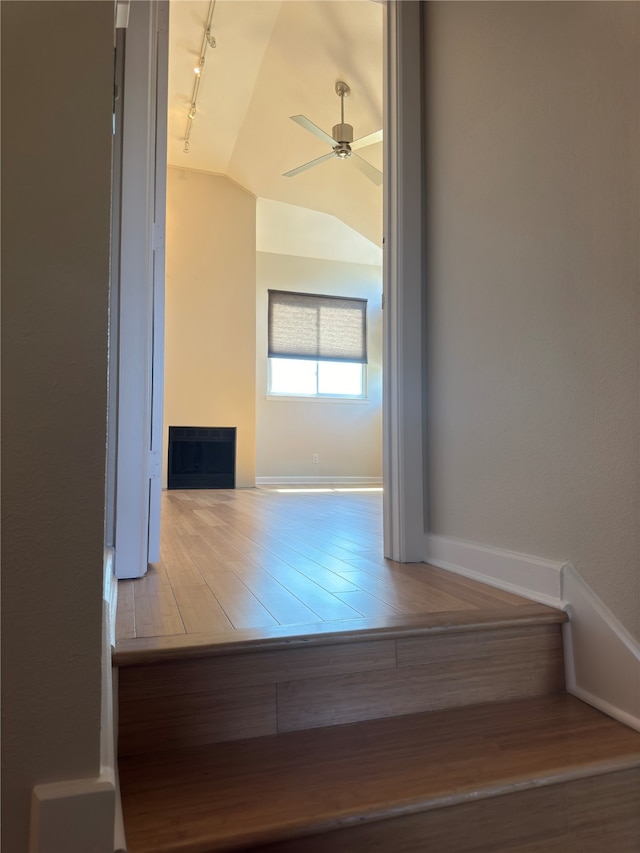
left=113, top=0, right=168, bottom=578
left=110, top=0, right=425, bottom=577
left=383, top=0, right=426, bottom=561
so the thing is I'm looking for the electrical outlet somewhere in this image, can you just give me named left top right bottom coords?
left=312, top=453, right=320, bottom=464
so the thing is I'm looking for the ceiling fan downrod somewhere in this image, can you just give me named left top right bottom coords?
left=332, top=81, right=353, bottom=156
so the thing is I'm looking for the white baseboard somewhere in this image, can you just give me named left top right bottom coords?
left=29, top=555, right=117, bottom=853
left=112, top=671, right=127, bottom=853
left=30, top=549, right=126, bottom=853
left=562, top=564, right=640, bottom=732
left=104, top=547, right=117, bottom=650
left=104, top=547, right=127, bottom=851
left=424, top=535, right=640, bottom=732
left=255, top=476, right=383, bottom=486
left=30, top=776, right=116, bottom=853
left=101, top=548, right=117, bottom=775
left=425, top=534, right=565, bottom=608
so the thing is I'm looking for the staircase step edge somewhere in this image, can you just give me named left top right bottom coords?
left=114, top=603, right=567, bottom=667
left=126, top=754, right=640, bottom=853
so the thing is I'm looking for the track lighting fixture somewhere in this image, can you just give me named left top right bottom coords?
left=183, top=0, right=217, bottom=154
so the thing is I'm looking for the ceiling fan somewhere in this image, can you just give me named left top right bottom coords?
left=283, top=81, right=383, bottom=186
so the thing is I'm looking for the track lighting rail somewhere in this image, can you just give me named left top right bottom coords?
left=183, top=0, right=217, bottom=153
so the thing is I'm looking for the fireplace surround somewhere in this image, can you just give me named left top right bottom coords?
left=168, top=426, right=236, bottom=489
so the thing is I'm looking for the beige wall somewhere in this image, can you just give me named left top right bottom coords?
left=1, top=2, right=114, bottom=849
left=256, top=253, right=383, bottom=480
left=164, top=167, right=257, bottom=487
left=424, top=2, right=639, bottom=636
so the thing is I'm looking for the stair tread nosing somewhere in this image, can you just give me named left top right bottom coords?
left=113, top=602, right=567, bottom=666
left=119, top=693, right=640, bottom=853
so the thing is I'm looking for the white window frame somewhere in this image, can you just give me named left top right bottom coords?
left=267, top=357, right=368, bottom=401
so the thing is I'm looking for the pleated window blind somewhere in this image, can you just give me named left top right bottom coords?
left=268, top=290, right=368, bottom=364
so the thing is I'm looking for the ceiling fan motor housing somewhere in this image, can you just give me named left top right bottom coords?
left=333, top=123, right=354, bottom=144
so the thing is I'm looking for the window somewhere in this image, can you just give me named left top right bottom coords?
left=268, top=290, right=367, bottom=398
left=270, top=358, right=365, bottom=397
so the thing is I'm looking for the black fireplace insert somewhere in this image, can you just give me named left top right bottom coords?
left=168, top=426, right=236, bottom=489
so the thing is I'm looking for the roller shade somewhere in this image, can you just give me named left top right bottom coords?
left=268, top=290, right=367, bottom=364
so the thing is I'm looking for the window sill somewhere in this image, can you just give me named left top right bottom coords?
left=265, top=394, right=370, bottom=405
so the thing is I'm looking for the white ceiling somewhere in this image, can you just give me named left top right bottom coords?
left=168, top=0, right=384, bottom=246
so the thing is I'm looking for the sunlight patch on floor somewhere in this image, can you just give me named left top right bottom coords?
left=335, top=487, right=383, bottom=493
left=275, top=487, right=383, bottom=494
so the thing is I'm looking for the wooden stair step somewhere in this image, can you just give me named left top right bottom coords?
left=116, top=607, right=567, bottom=756
left=118, top=693, right=640, bottom=853
left=113, top=602, right=567, bottom=666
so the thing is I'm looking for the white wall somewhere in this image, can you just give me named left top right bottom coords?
left=257, top=199, right=383, bottom=267
left=165, top=186, right=382, bottom=485
left=423, top=1, right=639, bottom=638
left=1, top=2, right=114, bottom=849
left=164, top=167, right=257, bottom=487
left=256, top=252, right=383, bottom=481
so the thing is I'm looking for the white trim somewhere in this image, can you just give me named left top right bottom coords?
left=114, top=779, right=127, bottom=853
left=267, top=357, right=368, bottom=402
left=426, top=534, right=565, bottom=609
left=256, top=476, right=382, bottom=486
left=564, top=681, right=640, bottom=734
left=265, top=395, right=369, bottom=405
left=29, top=778, right=116, bottom=853
left=29, top=547, right=120, bottom=852
left=101, top=549, right=116, bottom=775
left=115, top=0, right=161, bottom=578
left=383, top=0, right=426, bottom=562
left=147, top=0, right=169, bottom=565
left=424, top=535, right=640, bottom=732
left=115, top=0, right=130, bottom=29
left=103, top=549, right=123, bottom=851
left=562, top=564, right=640, bottom=732
left=104, top=546, right=117, bottom=650
left=112, top=672, right=127, bottom=853
left=562, top=565, right=640, bottom=660
left=105, top=27, right=125, bottom=551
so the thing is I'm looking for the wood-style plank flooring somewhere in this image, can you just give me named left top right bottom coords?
left=119, top=693, right=640, bottom=853
left=115, top=487, right=544, bottom=648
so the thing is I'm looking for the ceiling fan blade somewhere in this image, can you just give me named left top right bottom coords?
left=290, top=115, right=335, bottom=148
left=351, top=128, right=383, bottom=150
left=283, top=151, right=335, bottom=178
left=351, top=153, right=383, bottom=186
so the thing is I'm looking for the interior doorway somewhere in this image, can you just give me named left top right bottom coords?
left=110, top=0, right=425, bottom=584
left=163, top=1, right=384, bottom=499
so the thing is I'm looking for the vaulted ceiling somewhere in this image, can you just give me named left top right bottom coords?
left=168, top=0, right=383, bottom=246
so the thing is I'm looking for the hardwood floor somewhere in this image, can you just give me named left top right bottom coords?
left=115, top=487, right=545, bottom=650
left=119, top=693, right=640, bottom=853
left=115, top=489, right=640, bottom=852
